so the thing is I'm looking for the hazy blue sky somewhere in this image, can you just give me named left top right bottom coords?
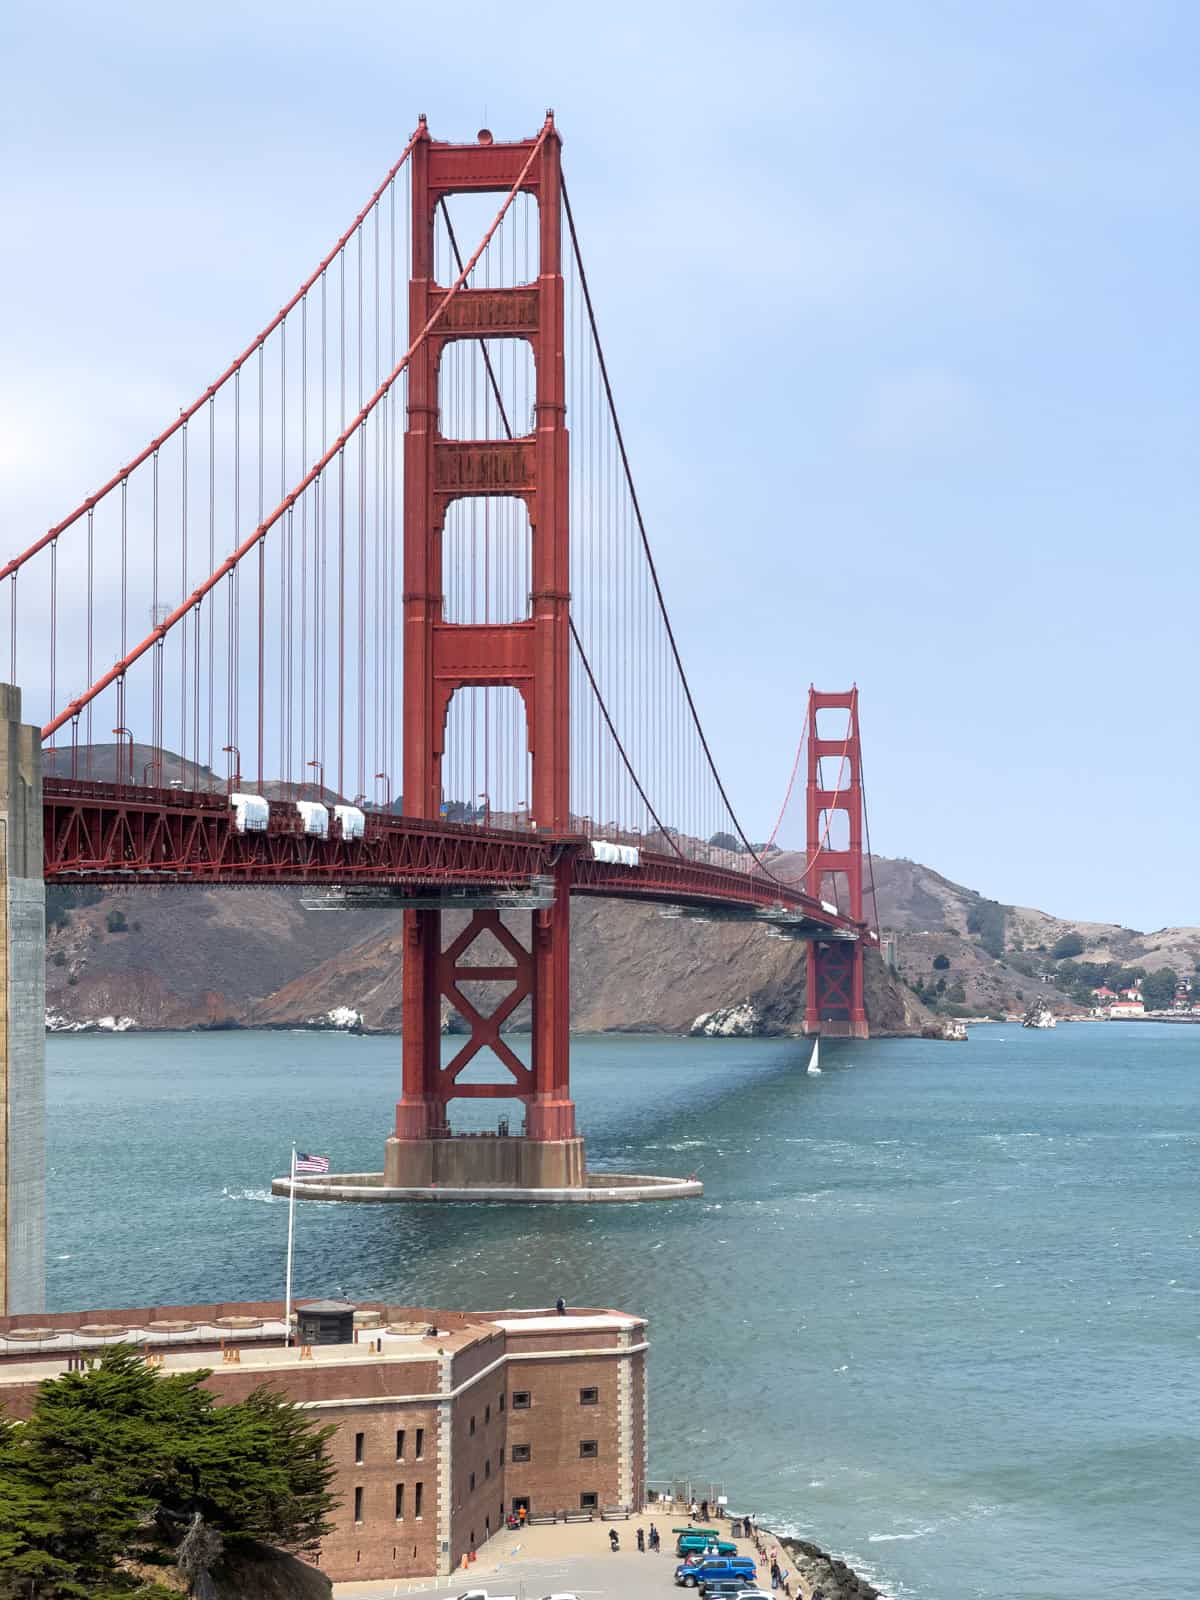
left=3, top=1, right=1196, bottom=928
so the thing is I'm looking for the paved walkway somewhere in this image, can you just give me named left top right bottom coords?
left=334, top=1509, right=815, bottom=1599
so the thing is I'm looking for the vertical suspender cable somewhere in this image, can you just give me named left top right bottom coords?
left=257, top=343, right=265, bottom=788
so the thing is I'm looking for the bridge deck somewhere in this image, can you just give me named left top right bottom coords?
left=41, top=777, right=863, bottom=936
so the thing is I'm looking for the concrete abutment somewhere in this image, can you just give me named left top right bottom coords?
left=0, top=685, right=45, bottom=1315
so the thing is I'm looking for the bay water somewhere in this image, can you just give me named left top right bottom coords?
left=46, top=1023, right=1198, bottom=1599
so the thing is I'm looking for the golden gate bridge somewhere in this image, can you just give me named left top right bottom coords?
left=3, top=114, right=878, bottom=1216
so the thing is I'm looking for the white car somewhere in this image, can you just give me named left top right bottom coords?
left=735, top=1591, right=773, bottom=1600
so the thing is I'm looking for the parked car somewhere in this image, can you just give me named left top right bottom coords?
left=678, top=1535, right=739, bottom=1558
left=699, top=1583, right=747, bottom=1600
left=675, top=1558, right=758, bottom=1589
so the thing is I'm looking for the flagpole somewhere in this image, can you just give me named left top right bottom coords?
left=283, top=1143, right=297, bottom=1348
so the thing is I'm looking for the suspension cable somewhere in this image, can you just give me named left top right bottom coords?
left=43, top=126, right=550, bottom=740
left=4, top=126, right=426, bottom=587
left=562, top=175, right=794, bottom=888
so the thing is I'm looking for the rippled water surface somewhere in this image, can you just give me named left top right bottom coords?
left=47, top=1023, right=1199, bottom=1599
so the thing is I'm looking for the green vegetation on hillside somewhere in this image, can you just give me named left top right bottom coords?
left=965, top=897, right=1008, bottom=958
left=1051, top=958, right=1179, bottom=1011
left=0, top=1347, right=337, bottom=1600
left=45, top=886, right=104, bottom=933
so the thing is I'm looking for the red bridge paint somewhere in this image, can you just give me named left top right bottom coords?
left=804, top=688, right=868, bottom=1039
left=27, top=117, right=877, bottom=1167
left=397, top=120, right=577, bottom=1145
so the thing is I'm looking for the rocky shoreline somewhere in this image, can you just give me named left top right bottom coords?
left=47, top=1002, right=926, bottom=1041
left=749, top=1522, right=885, bottom=1600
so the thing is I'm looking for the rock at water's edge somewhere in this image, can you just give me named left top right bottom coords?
left=690, top=1000, right=764, bottom=1037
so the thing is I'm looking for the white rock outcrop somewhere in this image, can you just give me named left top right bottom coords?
left=302, top=1005, right=364, bottom=1031
left=45, top=1012, right=136, bottom=1033
left=689, top=1000, right=763, bottom=1037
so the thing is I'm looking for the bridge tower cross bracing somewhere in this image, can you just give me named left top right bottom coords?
left=388, top=116, right=582, bottom=1188
left=803, top=687, right=869, bottom=1039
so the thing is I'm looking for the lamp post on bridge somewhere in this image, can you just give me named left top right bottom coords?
left=307, top=759, right=324, bottom=803
left=478, top=791, right=490, bottom=829
left=222, top=744, right=242, bottom=795
left=375, top=771, right=392, bottom=811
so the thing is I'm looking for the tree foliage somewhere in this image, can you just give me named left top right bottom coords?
left=1050, top=931, right=1085, bottom=960
left=966, top=898, right=1008, bottom=959
left=0, top=1347, right=338, bottom=1600
left=932, top=953, right=951, bottom=971
left=707, top=831, right=741, bottom=852
left=1140, top=967, right=1178, bottom=1012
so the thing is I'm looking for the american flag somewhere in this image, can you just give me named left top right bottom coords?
left=295, top=1151, right=330, bottom=1174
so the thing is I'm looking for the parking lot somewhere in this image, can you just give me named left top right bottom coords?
left=333, top=1512, right=811, bottom=1600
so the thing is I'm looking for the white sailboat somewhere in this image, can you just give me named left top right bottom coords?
left=806, top=1037, right=821, bottom=1075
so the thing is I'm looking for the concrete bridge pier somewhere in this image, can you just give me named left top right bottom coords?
left=0, top=684, right=45, bottom=1314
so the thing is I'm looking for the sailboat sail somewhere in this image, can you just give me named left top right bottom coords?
left=806, top=1037, right=821, bottom=1075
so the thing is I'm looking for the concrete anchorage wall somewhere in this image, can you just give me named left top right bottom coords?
left=0, top=685, right=45, bottom=1315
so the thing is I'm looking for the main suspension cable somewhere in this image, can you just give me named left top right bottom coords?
left=561, top=175, right=793, bottom=888
left=3, top=126, right=426, bottom=587
left=43, top=126, right=550, bottom=740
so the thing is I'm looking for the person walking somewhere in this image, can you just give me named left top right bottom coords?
left=700, top=1499, right=709, bottom=1522
left=609, top=1528, right=620, bottom=1552
left=649, top=1524, right=660, bottom=1553
left=690, top=1499, right=699, bottom=1521
left=637, top=1527, right=646, bottom=1552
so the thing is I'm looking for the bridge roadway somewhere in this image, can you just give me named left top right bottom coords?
left=41, top=775, right=862, bottom=937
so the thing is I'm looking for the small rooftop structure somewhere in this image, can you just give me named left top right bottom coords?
left=296, top=1298, right=356, bottom=1345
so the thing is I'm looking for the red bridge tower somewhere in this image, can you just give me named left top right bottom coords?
left=803, top=687, right=869, bottom=1039
left=387, top=117, right=582, bottom=1189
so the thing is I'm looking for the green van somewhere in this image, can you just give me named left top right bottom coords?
left=676, top=1534, right=738, bottom=1558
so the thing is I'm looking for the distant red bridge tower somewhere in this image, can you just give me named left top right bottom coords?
left=803, top=687, right=869, bottom=1039
left=388, top=116, right=582, bottom=1188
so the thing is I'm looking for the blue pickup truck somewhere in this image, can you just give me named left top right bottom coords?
left=674, top=1557, right=758, bottom=1589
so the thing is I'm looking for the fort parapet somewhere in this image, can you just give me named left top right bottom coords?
left=0, top=1297, right=648, bottom=1581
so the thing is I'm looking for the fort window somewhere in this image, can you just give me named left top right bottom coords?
left=469, top=1471, right=476, bottom=1491
left=579, top=1386, right=599, bottom=1405
left=512, top=1390, right=531, bottom=1409
left=354, top=1431, right=365, bottom=1464
left=499, top=1392, right=506, bottom=1412
left=396, top=1428, right=405, bottom=1460
left=415, top=1482, right=424, bottom=1519
left=354, top=1486, right=363, bottom=1524
left=485, top=1458, right=491, bottom=1479
left=395, top=1483, right=405, bottom=1520
left=580, top=1491, right=598, bottom=1511
left=579, top=1439, right=598, bottom=1458
left=485, top=1403, right=491, bottom=1423
left=415, top=1427, right=424, bottom=1459
left=511, top=1443, right=531, bottom=1463
left=470, top=1415, right=476, bottom=1435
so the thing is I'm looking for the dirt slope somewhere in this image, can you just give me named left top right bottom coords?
left=47, top=886, right=926, bottom=1036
